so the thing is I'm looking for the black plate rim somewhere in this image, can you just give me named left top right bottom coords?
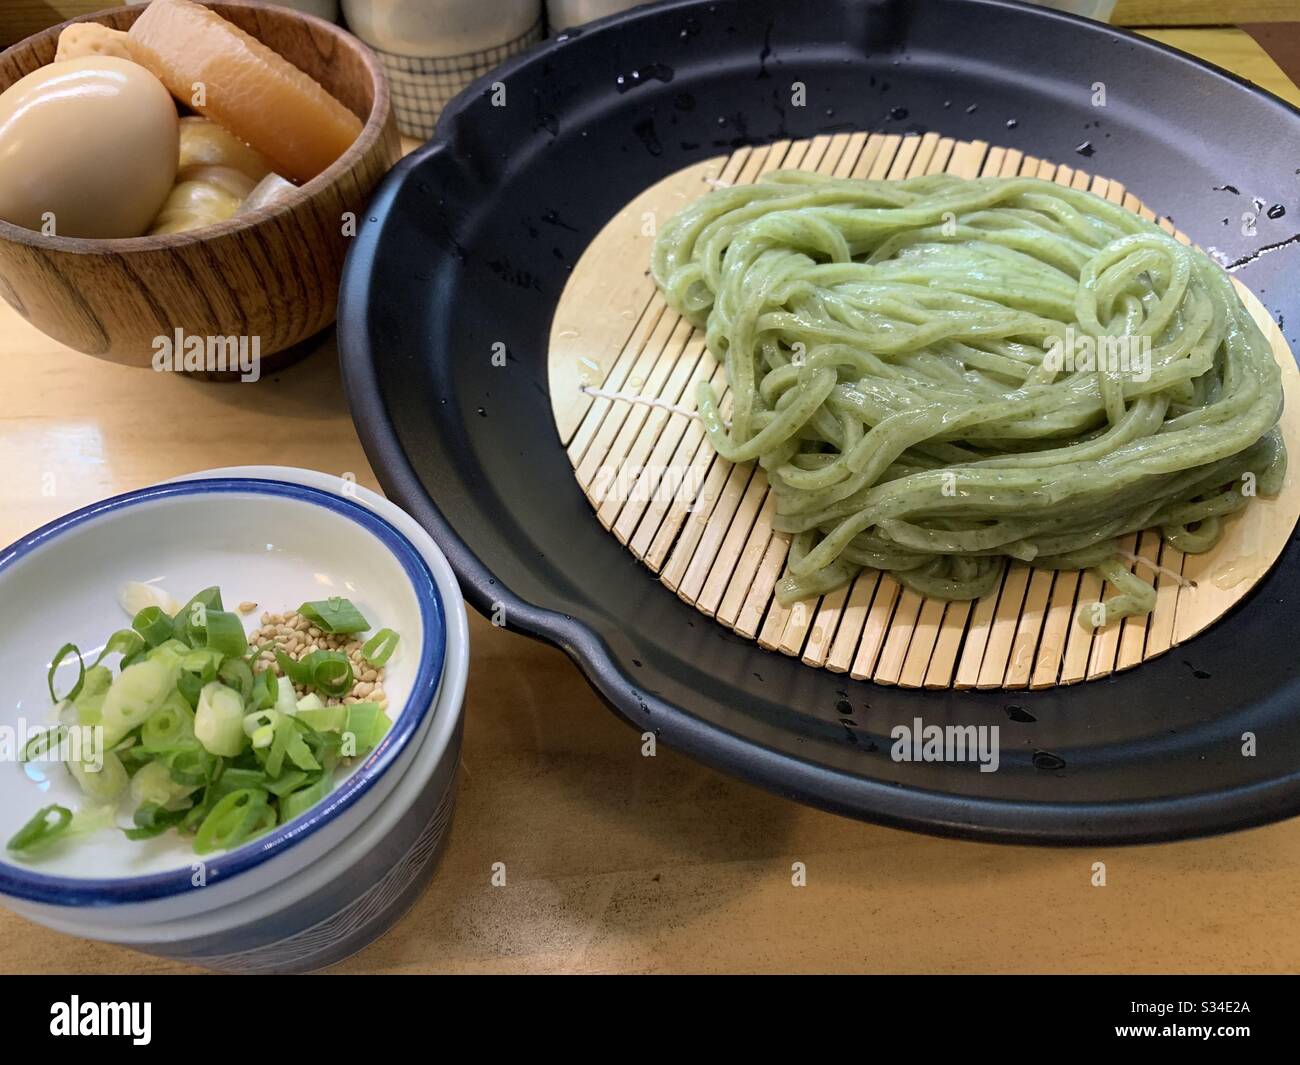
left=339, top=0, right=1300, bottom=846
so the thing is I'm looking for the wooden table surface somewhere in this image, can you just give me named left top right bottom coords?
left=2, top=26, right=1300, bottom=975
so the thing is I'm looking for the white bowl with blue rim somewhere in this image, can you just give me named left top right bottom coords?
left=0, top=467, right=468, bottom=972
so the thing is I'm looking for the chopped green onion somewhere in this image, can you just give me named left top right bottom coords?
left=217, top=657, right=254, bottom=703
left=302, top=650, right=353, bottom=698
left=150, top=638, right=192, bottom=660
left=210, top=767, right=267, bottom=795
left=181, top=794, right=214, bottom=832
left=279, top=773, right=334, bottom=823
left=189, top=610, right=248, bottom=658
left=89, top=628, right=145, bottom=669
left=79, top=664, right=114, bottom=695
left=67, top=752, right=128, bottom=803
left=343, top=702, right=392, bottom=756
left=243, top=709, right=277, bottom=737
left=274, top=649, right=353, bottom=698
left=72, top=665, right=114, bottom=725
left=298, top=597, right=370, bottom=634
left=16, top=584, right=397, bottom=858
left=285, top=726, right=320, bottom=772
left=194, top=788, right=269, bottom=854
left=47, top=643, right=85, bottom=703
left=302, top=727, right=343, bottom=775
left=7, top=805, right=73, bottom=853
left=361, top=627, right=400, bottom=667
left=243, top=708, right=278, bottom=749
left=259, top=717, right=281, bottom=776
left=99, top=658, right=175, bottom=747
left=141, top=692, right=195, bottom=752
left=177, top=649, right=221, bottom=709
left=181, top=649, right=223, bottom=672
left=249, top=669, right=277, bottom=711
left=131, top=606, right=174, bottom=648
left=118, top=744, right=154, bottom=771
left=123, top=803, right=189, bottom=841
left=194, top=682, right=246, bottom=757
left=129, top=760, right=199, bottom=808
left=264, top=715, right=293, bottom=777
left=75, top=665, right=111, bottom=702
left=272, top=671, right=300, bottom=717
left=74, top=696, right=106, bottom=726
left=263, top=769, right=310, bottom=797
left=248, top=803, right=278, bottom=841
left=296, top=706, right=346, bottom=733
left=274, top=650, right=312, bottom=688
left=119, top=647, right=147, bottom=670
left=175, top=587, right=223, bottom=643
left=158, top=741, right=220, bottom=788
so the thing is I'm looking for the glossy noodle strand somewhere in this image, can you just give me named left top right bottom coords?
left=650, top=172, right=1285, bottom=629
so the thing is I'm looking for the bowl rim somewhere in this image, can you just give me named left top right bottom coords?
left=0, top=0, right=392, bottom=254
left=0, top=476, right=446, bottom=905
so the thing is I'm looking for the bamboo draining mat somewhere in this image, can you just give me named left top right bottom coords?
left=549, top=132, right=1300, bottom=689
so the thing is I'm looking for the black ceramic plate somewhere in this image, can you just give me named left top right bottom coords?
left=339, top=0, right=1300, bottom=844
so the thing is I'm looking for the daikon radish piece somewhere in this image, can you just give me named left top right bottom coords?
left=149, top=165, right=257, bottom=234
left=55, top=23, right=136, bottom=63
left=177, top=116, right=272, bottom=183
left=239, top=173, right=299, bottom=215
left=128, top=0, right=362, bottom=183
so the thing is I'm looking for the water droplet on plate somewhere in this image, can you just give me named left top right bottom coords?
left=1033, top=750, right=1066, bottom=771
left=1211, top=559, right=1252, bottom=590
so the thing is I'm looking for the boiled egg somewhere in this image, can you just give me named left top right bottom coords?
left=0, top=56, right=179, bottom=239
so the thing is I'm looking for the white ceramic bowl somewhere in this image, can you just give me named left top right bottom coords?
left=341, top=0, right=539, bottom=56
left=340, top=0, right=544, bottom=138
left=0, top=468, right=469, bottom=970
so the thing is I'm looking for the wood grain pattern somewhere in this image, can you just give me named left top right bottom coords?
left=549, top=132, right=1300, bottom=691
left=0, top=1, right=124, bottom=46
left=0, top=2, right=401, bottom=371
left=1116, top=0, right=1300, bottom=26
left=1142, top=28, right=1300, bottom=110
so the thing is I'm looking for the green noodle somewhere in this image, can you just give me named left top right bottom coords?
left=650, top=171, right=1286, bottom=628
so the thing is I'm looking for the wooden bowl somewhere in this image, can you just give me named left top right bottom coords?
left=0, top=1, right=401, bottom=373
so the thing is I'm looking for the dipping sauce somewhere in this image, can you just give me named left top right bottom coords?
left=0, top=56, right=179, bottom=238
